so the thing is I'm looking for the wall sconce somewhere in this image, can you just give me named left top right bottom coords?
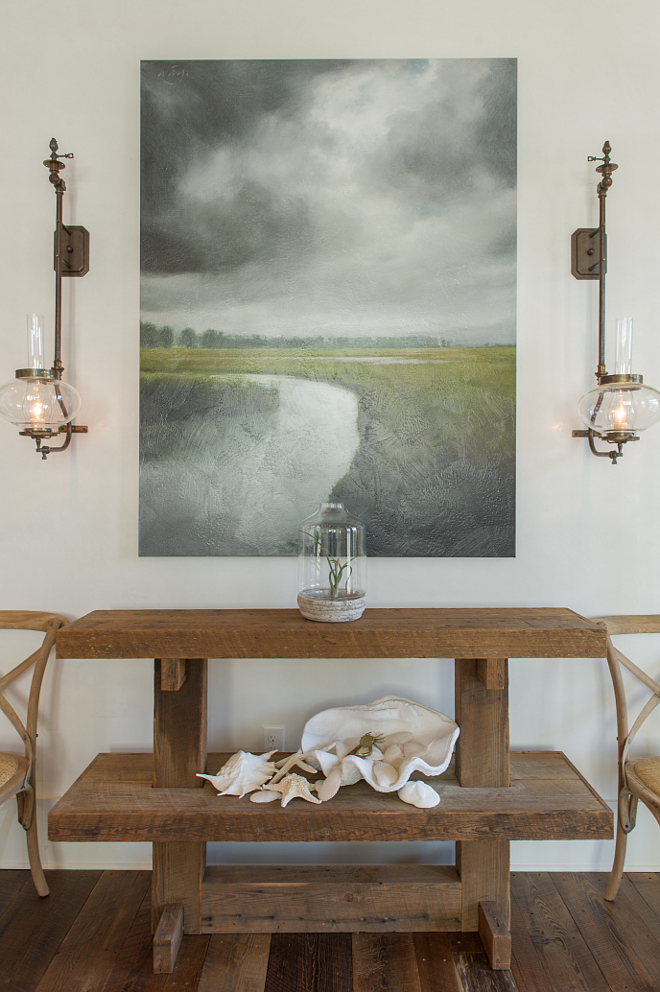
left=0, top=139, right=88, bottom=459
left=571, top=142, right=660, bottom=464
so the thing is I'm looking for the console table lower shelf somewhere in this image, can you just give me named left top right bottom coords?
left=49, top=749, right=611, bottom=969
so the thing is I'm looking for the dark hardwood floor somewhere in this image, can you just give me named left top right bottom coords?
left=1, top=870, right=659, bottom=991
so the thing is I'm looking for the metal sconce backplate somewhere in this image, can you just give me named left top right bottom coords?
left=571, top=228, right=604, bottom=280
left=55, top=225, right=89, bottom=277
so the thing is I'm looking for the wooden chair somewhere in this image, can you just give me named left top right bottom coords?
left=593, top=615, right=660, bottom=901
left=0, top=611, right=67, bottom=896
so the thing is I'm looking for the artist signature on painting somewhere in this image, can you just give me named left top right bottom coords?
left=157, top=65, right=189, bottom=84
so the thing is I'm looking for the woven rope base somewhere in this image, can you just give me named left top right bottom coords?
left=633, top=756, right=660, bottom=796
left=0, top=753, right=20, bottom=788
left=297, top=592, right=366, bottom=623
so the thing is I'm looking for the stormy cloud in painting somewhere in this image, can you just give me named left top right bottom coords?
left=139, top=59, right=516, bottom=557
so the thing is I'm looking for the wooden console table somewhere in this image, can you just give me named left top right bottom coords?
left=50, top=608, right=611, bottom=974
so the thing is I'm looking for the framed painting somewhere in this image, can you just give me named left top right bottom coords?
left=139, top=59, right=516, bottom=556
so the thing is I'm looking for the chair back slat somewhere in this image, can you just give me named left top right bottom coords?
left=0, top=611, right=68, bottom=632
left=0, top=694, right=28, bottom=754
left=0, top=647, right=43, bottom=693
left=625, top=695, right=660, bottom=765
left=612, top=645, right=660, bottom=697
left=593, top=615, right=660, bottom=636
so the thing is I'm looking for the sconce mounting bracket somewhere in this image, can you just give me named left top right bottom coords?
left=571, top=227, right=604, bottom=280
left=55, top=225, right=89, bottom=277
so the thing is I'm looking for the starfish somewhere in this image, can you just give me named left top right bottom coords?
left=263, top=772, right=322, bottom=807
left=270, top=750, right=318, bottom=784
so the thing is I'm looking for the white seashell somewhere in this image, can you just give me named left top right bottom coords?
left=196, top=750, right=277, bottom=798
left=263, top=772, right=322, bottom=807
left=370, top=745, right=385, bottom=761
left=334, top=740, right=350, bottom=760
left=382, top=731, right=414, bottom=746
left=371, top=761, right=399, bottom=788
left=398, top=781, right=440, bottom=808
left=314, top=750, right=341, bottom=776
left=301, top=696, right=459, bottom=794
left=316, top=767, right=343, bottom=802
left=402, top=741, right=426, bottom=757
left=249, top=789, right=279, bottom=803
left=383, top=744, right=403, bottom=764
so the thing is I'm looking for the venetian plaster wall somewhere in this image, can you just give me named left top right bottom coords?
left=1, top=0, right=659, bottom=871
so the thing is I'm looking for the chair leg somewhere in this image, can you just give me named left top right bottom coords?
left=605, top=789, right=636, bottom=902
left=605, top=820, right=627, bottom=901
left=18, top=785, right=49, bottom=897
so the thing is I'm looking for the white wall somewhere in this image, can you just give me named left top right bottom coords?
left=1, top=0, right=660, bottom=872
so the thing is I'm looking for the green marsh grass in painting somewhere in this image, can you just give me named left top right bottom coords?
left=139, top=345, right=515, bottom=556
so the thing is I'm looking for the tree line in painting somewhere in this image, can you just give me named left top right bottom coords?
left=139, top=321, right=512, bottom=351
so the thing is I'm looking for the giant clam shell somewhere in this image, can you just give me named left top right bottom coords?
left=196, top=750, right=277, bottom=798
left=301, top=696, right=459, bottom=793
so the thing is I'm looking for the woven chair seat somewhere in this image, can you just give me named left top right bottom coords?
left=631, top=756, right=660, bottom=797
left=0, top=753, right=21, bottom=789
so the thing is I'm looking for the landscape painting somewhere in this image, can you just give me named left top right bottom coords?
left=139, top=59, right=516, bottom=557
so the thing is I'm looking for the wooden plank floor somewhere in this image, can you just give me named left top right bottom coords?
left=1, top=870, right=659, bottom=991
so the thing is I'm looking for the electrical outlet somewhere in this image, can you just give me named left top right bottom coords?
left=262, top=726, right=285, bottom=752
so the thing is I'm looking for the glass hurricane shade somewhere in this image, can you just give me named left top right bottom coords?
left=577, top=381, right=660, bottom=436
left=577, top=317, right=660, bottom=437
left=0, top=314, right=81, bottom=432
left=298, top=502, right=366, bottom=602
left=0, top=376, right=81, bottom=432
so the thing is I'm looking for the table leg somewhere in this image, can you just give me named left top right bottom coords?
left=152, top=658, right=208, bottom=956
left=153, top=658, right=208, bottom=788
left=454, top=658, right=509, bottom=788
left=454, top=658, right=511, bottom=965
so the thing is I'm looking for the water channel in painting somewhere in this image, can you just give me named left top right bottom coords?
left=138, top=347, right=516, bottom=558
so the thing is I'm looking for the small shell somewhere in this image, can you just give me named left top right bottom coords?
left=382, top=732, right=414, bottom=746
left=316, top=767, right=343, bottom=802
left=398, top=781, right=440, bottom=808
left=334, top=740, right=350, bottom=760
left=249, top=789, right=279, bottom=803
left=263, top=772, right=322, bottom=807
left=371, top=761, right=399, bottom=788
left=196, top=750, right=276, bottom=798
left=383, top=744, right=403, bottom=764
left=402, top=741, right=426, bottom=758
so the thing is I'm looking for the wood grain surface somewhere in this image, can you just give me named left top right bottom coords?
left=0, top=869, right=101, bottom=992
left=56, top=608, right=606, bottom=661
left=352, top=933, right=422, bottom=992
left=551, top=872, right=660, bottom=992
left=154, top=659, right=207, bottom=789
left=510, top=872, right=610, bottom=992
left=200, top=865, right=461, bottom=934
left=455, top=660, right=509, bottom=788
left=197, top=934, right=271, bottom=992
left=265, top=933, right=352, bottom=992
left=152, top=842, right=205, bottom=933
left=32, top=870, right=151, bottom=992
left=48, top=751, right=612, bottom=844
left=153, top=903, right=184, bottom=975
left=1, top=869, right=658, bottom=992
